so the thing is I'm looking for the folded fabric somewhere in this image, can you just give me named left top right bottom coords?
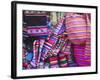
left=41, top=35, right=58, bottom=60
left=53, top=17, right=65, bottom=35
left=58, top=53, right=68, bottom=67
left=49, top=56, right=59, bottom=68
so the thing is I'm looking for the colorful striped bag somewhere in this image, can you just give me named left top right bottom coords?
left=65, top=13, right=91, bottom=66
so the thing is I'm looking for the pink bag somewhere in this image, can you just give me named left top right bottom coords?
left=65, top=13, right=87, bottom=44
left=65, top=13, right=91, bottom=66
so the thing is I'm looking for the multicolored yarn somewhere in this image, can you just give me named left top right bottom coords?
left=47, top=36, right=68, bottom=56
left=41, top=35, right=58, bottom=60
left=49, top=55, right=59, bottom=68
left=53, top=17, right=65, bottom=35
left=58, top=53, right=68, bottom=67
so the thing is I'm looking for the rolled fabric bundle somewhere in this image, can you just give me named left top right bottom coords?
left=32, top=40, right=40, bottom=68
left=49, top=56, right=59, bottom=68
left=61, top=40, right=71, bottom=55
left=58, top=53, right=68, bottom=67
left=37, top=39, right=45, bottom=63
left=65, top=13, right=87, bottom=44
left=57, top=24, right=66, bottom=35
left=48, top=37, right=67, bottom=56
left=53, top=17, right=65, bottom=35
left=60, top=40, right=78, bottom=67
left=41, top=35, right=58, bottom=60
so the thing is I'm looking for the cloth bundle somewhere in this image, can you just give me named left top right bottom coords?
left=58, top=53, right=68, bottom=67
left=41, top=35, right=58, bottom=60
left=49, top=56, right=59, bottom=68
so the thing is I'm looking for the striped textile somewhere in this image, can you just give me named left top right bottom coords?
left=41, top=35, right=58, bottom=60
left=65, top=13, right=87, bottom=44
left=84, top=14, right=91, bottom=66
left=48, top=36, right=68, bottom=56
left=38, top=39, right=45, bottom=63
left=53, top=17, right=65, bottom=35
left=32, top=40, right=40, bottom=67
left=65, top=13, right=91, bottom=66
left=49, top=56, right=59, bottom=68
left=73, top=42, right=90, bottom=66
left=58, top=53, right=68, bottom=67
left=72, top=44, right=86, bottom=66
left=61, top=40, right=71, bottom=55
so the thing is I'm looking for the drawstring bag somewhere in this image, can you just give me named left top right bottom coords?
left=65, top=13, right=91, bottom=66
left=65, top=13, right=87, bottom=44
